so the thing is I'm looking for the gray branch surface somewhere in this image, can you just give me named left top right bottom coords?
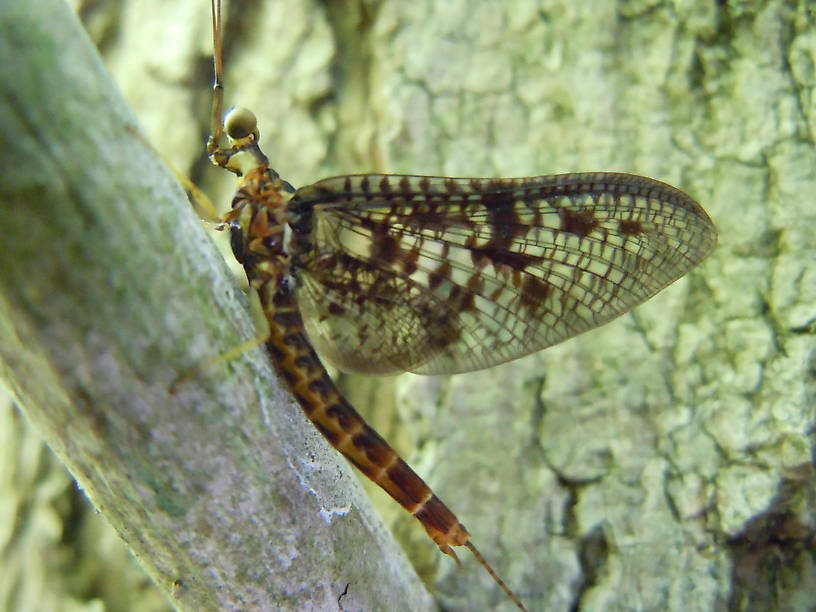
left=3, top=1, right=816, bottom=612
left=0, top=1, right=431, bottom=611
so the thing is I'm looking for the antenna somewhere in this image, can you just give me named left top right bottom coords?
left=207, top=0, right=225, bottom=157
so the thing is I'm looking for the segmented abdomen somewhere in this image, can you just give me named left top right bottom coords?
left=261, top=273, right=470, bottom=553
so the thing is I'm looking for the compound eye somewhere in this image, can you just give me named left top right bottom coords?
left=224, top=107, right=257, bottom=140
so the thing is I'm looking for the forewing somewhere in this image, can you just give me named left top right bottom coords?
left=288, top=173, right=717, bottom=375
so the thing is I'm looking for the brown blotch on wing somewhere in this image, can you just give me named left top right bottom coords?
left=327, top=302, right=346, bottom=316
left=520, top=274, right=551, bottom=309
left=369, top=231, right=401, bottom=265
left=449, top=284, right=476, bottom=313
left=484, top=195, right=526, bottom=247
left=471, top=247, right=541, bottom=271
left=359, top=175, right=371, bottom=193
left=428, top=261, right=452, bottom=290
left=401, top=247, right=420, bottom=276
left=619, top=218, right=644, bottom=235
left=561, top=207, right=599, bottom=236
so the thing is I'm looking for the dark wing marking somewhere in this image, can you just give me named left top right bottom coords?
left=287, top=173, right=717, bottom=375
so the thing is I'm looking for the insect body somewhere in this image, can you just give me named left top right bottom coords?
left=206, top=2, right=717, bottom=610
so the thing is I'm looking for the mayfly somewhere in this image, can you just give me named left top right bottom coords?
left=204, top=1, right=717, bottom=609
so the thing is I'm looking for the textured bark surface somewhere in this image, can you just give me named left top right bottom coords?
left=3, top=0, right=815, bottom=611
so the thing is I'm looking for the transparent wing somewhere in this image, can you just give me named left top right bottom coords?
left=287, top=172, right=717, bottom=375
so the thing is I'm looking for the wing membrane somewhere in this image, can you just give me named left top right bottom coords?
left=288, top=172, right=717, bottom=375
